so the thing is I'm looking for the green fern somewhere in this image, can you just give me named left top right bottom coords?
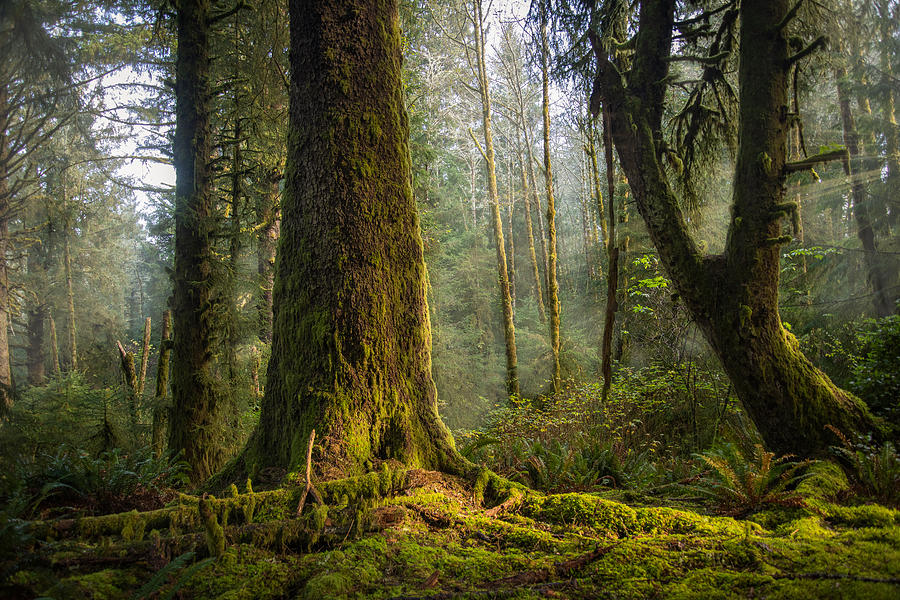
left=693, top=444, right=812, bottom=516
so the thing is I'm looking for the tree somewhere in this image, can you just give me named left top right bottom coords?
left=223, top=0, right=465, bottom=480
left=169, top=0, right=223, bottom=482
left=470, top=0, right=519, bottom=397
left=538, top=0, right=562, bottom=393
left=589, top=0, right=880, bottom=457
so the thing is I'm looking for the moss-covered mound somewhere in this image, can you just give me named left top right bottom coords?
left=3, top=466, right=898, bottom=599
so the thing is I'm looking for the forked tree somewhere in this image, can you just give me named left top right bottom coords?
left=589, top=0, right=880, bottom=456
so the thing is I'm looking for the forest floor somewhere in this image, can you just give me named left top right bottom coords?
left=3, top=464, right=899, bottom=599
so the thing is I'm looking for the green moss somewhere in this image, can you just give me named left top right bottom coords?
left=119, top=510, right=145, bottom=542
left=42, top=569, right=138, bottom=600
left=796, top=460, right=850, bottom=501
left=200, top=496, right=226, bottom=558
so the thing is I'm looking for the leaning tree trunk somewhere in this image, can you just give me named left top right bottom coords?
left=539, top=0, right=561, bottom=393
left=590, top=0, right=879, bottom=457
left=227, top=0, right=465, bottom=481
left=170, top=0, right=222, bottom=482
left=473, top=0, right=518, bottom=397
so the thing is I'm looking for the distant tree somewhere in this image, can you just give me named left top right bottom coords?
left=224, top=0, right=466, bottom=479
left=589, top=0, right=881, bottom=456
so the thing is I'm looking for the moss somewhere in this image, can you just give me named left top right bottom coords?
left=824, top=503, right=898, bottom=528
left=301, top=572, right=352, bottom=599
left=796, top=460, right=850, bottom=501
left=42, top=569, right=138, bottom=600
left=119, top=510, right=145, bottom=542
left=200, top=496, right=226, bottom=558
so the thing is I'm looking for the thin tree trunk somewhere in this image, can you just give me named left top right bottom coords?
left=117, top=340, right=139, bottom=434
left=26, top=307, right=45, bottom=386
left=152, top=310, right=172, bottom=459
left=49, top=314, right=60, bottom=375
left=836, top=65, right=893, bottom=317
left=516, top=140, right=546, bottom=321
left=586, top=116, right=608, bottom=256
left=600, top=105, right=618, bottom=404
left=63, top=218, right=77, bottom=372
left=506, top=156, right=517, bottom=310
left=473, top=0, right=518, bottom=397
left=170, top=0, right=222, bottom=482
left=539, top=0, right=561, bottom=393
left=137, top=317, right=151, bottom=397
left=257, top=169, right=280, bottom=344
left=876, top=0, right=900, bottom=235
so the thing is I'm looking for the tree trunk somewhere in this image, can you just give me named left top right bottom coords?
left=137, top=317, right=151, bottom=397
left=63, top=205, right=77, bottom=372
left=49, top=314, right=60, bottom=375
left=229, top=0, right=464, bottom=481
left=26, top=307, right=45, bottom=386
left=152, top=310, right=172, bottom=459
left=516, top=142, right=546, bottom=321
left=256, top=169, right=280, bottom=344
left=590, top=0, right=880, bottom=457
left=506, top=157, right=517, bottom=310
left=878, top=1, right=900, bottom=234
left=539, top=0, right=561, bottom=393
left=600, top=105, right=618, bottom=404
left=835, top=66, right=893, bottom=317
left=473, top=0, right=518, bottom=397
left=170, top=0, right=222, bottom=482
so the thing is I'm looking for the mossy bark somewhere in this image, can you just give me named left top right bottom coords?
left=473, top=0, right=518, bottom=397
left=877, top=0, right=900, bottom=234
left=517, top=145, right=546, bottom=322
left=230, top=0, right=465, bottom=481
left=539, top=0, right=561, bottom=393
left=0, top=82, right=9, bottom=414
left=256, top=169, right=280, bottom=344
left=170, top=0, right=223, bottom=482
left=152, top=310, right=171, bottom=459
left=590, top=0, right=881, bottom=457
left=63, top=213, right=77, bottom=372
left=49, top=313, right=60, bottom=375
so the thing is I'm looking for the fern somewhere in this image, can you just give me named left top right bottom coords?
left=693, top=444, right=812, bottom=516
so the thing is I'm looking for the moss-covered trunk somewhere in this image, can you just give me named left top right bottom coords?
left=516, top=143, right=546, bottom=322
left=590, top=0, right=880, bottom=457
left=539, top=0, right=561, bottom=394
left=170, top=0, right=222, bottom=482
left=473, top=0, right=518, bottom=397
left=256, top=169, right=280, bottom=344
left=0, top=82, right=10, bottom=414
left=229, top=0, right=465, bottom=481
left=152, top=310, right=171, bottom=459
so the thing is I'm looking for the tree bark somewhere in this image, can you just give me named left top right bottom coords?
left=539, top=0, right=561, bottom=393
left=473, top=0, right=518, bottom=397
left=0, top=83, right=10, bottom=413
left=600, top=105, right=618, bottom=404
left=63, top=202, right=77, bottom=372
left=590, top=0, right=880, bottom=457
left=152, top=310, right=172, bottom=459
left=137, top=317, right=151, bottom=397
left=170, top=0, right=222, bottom=482
left=49, top=313, right=60, bottom=375
left=256, top=169, right=280, bottom=344
left=227, top=0, right=465, bottom=481
left=516, top=143, right=546, bottom=321
left=506, top=158, right=517, bottom=310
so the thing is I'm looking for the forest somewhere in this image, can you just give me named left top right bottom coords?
left=0, top=0, right=898, bottom=598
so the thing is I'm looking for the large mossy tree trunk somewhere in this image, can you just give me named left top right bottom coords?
left=231, top=0, right=465, bottom=480
left=590, top=0, right=880, bottom=457
left=170, top=0, right=223, bottom=482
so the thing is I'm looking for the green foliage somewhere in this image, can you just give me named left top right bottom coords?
left=693, top=444, right=813, bottom=517
left=3, top=446, right=188, bottom=518
left=848, top=315, right=900, bottom=425
left=828, top=427, right=900, bottom=507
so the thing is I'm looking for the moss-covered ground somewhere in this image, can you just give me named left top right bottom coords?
left=3, top=465, right=898, bottom=599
